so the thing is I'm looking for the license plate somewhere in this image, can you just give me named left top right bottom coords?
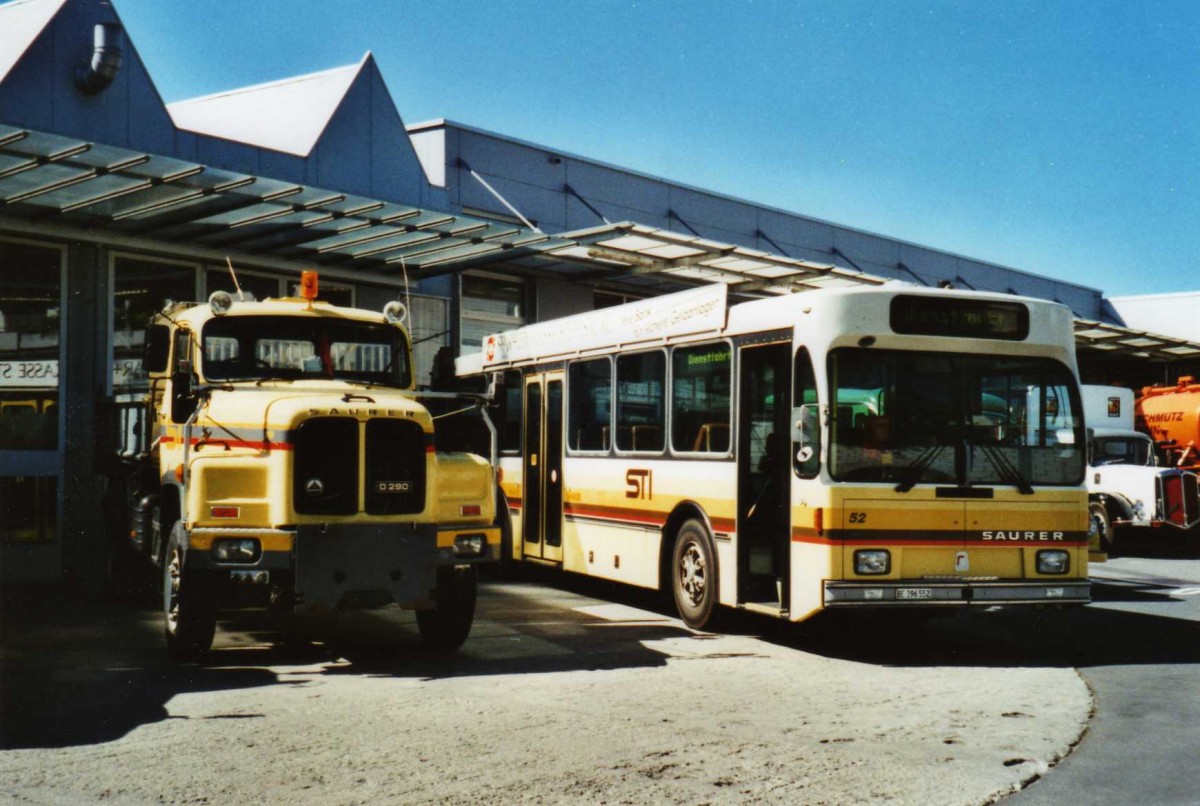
left=896, top=588, right=933, bottom=600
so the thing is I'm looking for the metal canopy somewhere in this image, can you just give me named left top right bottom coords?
left=4, top=124, right=1200, bottom=364
left=547, top=222, right=885, bottom=294
left=1074, top=319, right=1200, bottom=362
left=0, top=124, right=574, bottom=276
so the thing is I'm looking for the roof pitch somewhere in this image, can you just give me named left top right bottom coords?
left=0, top=0, right=68, bottom=84
left=167, top=53, right=369, bottom=157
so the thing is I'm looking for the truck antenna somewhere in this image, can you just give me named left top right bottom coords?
left=225, top=257, right=245, bottom=301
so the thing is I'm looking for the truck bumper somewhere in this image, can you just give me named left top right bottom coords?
left=824, top=579, right=1091, bottom=607
left=186, top=523, right=499, bottom=613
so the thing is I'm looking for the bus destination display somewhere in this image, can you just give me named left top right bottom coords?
left=890, top=295, right=1029, bottom=340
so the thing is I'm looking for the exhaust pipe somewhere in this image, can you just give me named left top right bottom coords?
left=75, top=23, right=123, bottom=95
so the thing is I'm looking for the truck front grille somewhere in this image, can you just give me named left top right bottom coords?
left=1161, top=470, right=1200, bottom=528
left=365, top=419, right=427, bottom=515
left=293, top=417, right=358, bottom=515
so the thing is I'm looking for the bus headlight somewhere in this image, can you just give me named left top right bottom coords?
left=1036, top=550, right=1070, bottom=575
left=212, top=538, right=261, bottom=563
left=854, top=549, right=890, bottom=575
left=453, top=533, right=486, bottom=558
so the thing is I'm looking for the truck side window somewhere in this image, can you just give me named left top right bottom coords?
left=143, top=324, right=171, bottom=375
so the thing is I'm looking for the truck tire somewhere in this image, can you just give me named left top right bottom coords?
left=416, top=565, right=477, bottom=652
left=163, top=521, right=217, bottom=662
left=1089, top=501, right=1115, bottom=553
left=672, top=518, right=720, bottom=631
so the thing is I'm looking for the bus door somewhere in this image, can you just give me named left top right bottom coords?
left=522, top=372, right=564, bottom=563
left=737, top=341, right=792, bottom=610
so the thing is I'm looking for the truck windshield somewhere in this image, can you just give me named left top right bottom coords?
left=1091, top=435, right=1156, bottom=467
left=828, top=348, right=1085, bottom=488
left=201, top=316, right=411, bottom=388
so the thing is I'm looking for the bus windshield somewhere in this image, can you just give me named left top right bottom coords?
left=201, top=315, right=411, bottom=388
left=828, top=348, right=1085, bottom=488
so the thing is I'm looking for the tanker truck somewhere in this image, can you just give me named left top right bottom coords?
left=1084, top=385, right=1200, bottom=552
left=1138, top=376, right=1200, bottom=471
left=110, top=271, right=500, bottom=661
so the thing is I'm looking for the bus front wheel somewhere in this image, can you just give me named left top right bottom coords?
left=672, top=519, right=719, bottom=630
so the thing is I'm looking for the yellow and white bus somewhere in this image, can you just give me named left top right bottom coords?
left=458, top=282, right=1092, bottom=629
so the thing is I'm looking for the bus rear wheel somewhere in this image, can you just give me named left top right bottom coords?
left=672, top=519, right=719, bottom=630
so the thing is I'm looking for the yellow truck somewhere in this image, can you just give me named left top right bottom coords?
left=113, top=272, right=499, bottom=660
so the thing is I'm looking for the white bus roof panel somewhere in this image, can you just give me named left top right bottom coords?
left=471, top=284, right=728, bottom=369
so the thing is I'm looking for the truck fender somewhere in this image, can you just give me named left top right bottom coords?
left=1091, top=492, right=1134, bottom=522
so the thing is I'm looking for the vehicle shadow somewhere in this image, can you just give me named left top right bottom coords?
left=0, top=590, right=288, bottom=750
left=755, top=583, right=1200, bottom=670
left=511, top=570, right=1200, bottom=672
left=0, top=576, right=690, bottom=750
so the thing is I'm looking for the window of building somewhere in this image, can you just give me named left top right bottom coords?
left=594, top=290, right=644, bottom=310
left=0, top=476, right=57, bottom=545
left=204, top=268, right=282, bottom=302
left=460, top=274, right=525, bottom=355
left=0, top=239, right=63, bottom=452
left=615, top=351, right=665, bottom=452
left=285, top=278, right=353, bottom=307
left=568, top=357, right=612, bottom=452
left=407, top=295, right=450, bottom=388
left=672, top=342, right=731, bottom=454
left=112, top=255, right=197, bottom=390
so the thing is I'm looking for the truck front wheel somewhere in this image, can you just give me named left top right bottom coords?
left=1089, top=501, right=1115, bottom=554
left=163, top=522, right=217, bottom=662
left=416, top=565, right=477, bottom=652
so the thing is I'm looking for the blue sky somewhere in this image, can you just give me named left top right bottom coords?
left=115, top=0, right=1200, bottom=298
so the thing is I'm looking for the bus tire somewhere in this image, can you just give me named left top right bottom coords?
left=1089, top=501, right=1114, bottom=553
left=417, top=565, right=478, bottom=652
left=672, top=519, right=720, bottom=630
left=163, top=522, right=217, bottom=662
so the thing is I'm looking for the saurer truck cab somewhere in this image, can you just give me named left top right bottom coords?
left=1084, top=384, right=1200, bottom=551
left=115, top=272, right=499, bottom=660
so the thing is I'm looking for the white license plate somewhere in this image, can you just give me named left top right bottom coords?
left=896, top=588, right=933, bottom=600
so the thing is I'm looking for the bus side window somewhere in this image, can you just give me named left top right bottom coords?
left=568, top=357, right=612, bottom=452
left=615, top=351, right=665, bottom=453
left=671, top=342, right=731, bottom=454
left=499, top=370, right=523, bottom=453
left=793, top=347, right=820, bottom=478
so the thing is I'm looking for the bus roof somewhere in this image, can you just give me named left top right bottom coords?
left=456, top=282, right=1068, bottom=376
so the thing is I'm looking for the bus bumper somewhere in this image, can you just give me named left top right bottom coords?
left=823, top=579, right=1091, bottom=607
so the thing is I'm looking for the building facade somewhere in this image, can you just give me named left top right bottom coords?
left=0, top=0, right=1193, bottom=584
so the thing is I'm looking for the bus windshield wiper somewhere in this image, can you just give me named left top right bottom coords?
left=977, top=444, right=1034, bottom=495
left=894, top=445, right=946, bottom=493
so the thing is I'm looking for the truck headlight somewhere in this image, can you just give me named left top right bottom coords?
left=453, top=533, right=485, bottom=558
left=212, top=537, right=261, bottom=563
left=1036, top=550, right=1070, bottom=575
left=1133, top=499, right=1147, bottom=519
left=854, top=549, right=890, bottom=575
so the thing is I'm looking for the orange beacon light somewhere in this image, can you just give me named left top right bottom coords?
left=300, top=270, right=319, bottom=301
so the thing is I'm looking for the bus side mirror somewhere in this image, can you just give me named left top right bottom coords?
left=792, top=404, right=820, bottom=468
left=171, top=359, right=197, bottom=423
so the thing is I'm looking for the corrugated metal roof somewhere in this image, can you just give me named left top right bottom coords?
left=551, top=222, right=884, bottom=294
left=167, top=55, right=368, bottom=157
left=0, top=124, right=574, bottom=273
left=3, top=122, right=1200, bottom=364
left=0, top=0, right=67, bottom=84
